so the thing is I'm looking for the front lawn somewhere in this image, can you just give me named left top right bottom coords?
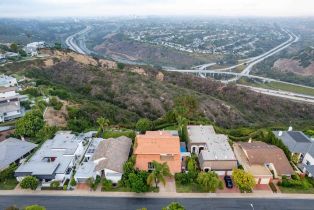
left=278, top=175, right=314, bottom=194
left=176, top=182, right=206, bottom=193
left=0, top=178, right=18, bottom=190
left=279, top=186, right=314, bottom=194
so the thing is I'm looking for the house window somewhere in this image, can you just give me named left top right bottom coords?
left=148, top=162, right=154, bottom=170
left=306, top=160, right=311, bottom=166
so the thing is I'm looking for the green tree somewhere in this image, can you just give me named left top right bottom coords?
left=117, top=62, right=125, bottom=69
left=128, top=171, right=149, bottom=193
left=136, top=118, right=153, bottom=134
left=197, top=172, right=223, bottom=192
left=174, top=95, right=198, bottom=119
left=86, top=177, right=97, bottom=191
left=36, top=125, right=58, bottom=142
left=24, top=205, right=46, bottom=210
left=147, top=161, right=171, bottom=188
left=20, top=176, right=39, bottom=190
left=19, top=49, right=27, bottom=57
left=70, top=178, right=76, bottom=186
left=15, top=110, right=44, bottom=138
left=49, top=97, right=63, bottom=110
left=232, top=169, right=256, bottom=193
left=186, top=156, right=198, bottom=182
left=97, top=117, right=110, bottom=136
left=102, top=178, right=113, bottom=191
left=162, top=202, right=185, bottom=210
left=54, top=42, right=62, bottom=50
left=10, top=43, right=18, bottom=52
left=176, top=115, right=188, bottom=137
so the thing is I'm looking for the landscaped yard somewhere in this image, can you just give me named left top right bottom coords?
left=176, top=182, right=206, bottom=193
left=279, top=186, right=314, bottom=194
left=0, top=178, right=18, bottom=190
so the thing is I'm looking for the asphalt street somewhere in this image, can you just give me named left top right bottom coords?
left=1, top=196, right=314, bottom=210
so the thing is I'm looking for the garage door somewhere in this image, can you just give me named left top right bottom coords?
left=260, top=178, right=270, bottom=184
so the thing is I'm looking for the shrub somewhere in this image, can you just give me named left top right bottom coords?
left=50, top=181, right=60, bottom=189
left=102, top=178, right=113, bottom=191
left=49, top=97, right=63, bottom=110
left=0, top=164, right=17, bottom=182
left=5, top=206, right=19, bottom=210
left=24, top=205, right=46, bottom=210
left=20, top=176, right=39, bottom=190
left=63, top=184, right=68, bottom=191
left=175, top=173, right=190, bottom=185
left=70, top=178, right=76, bottom=186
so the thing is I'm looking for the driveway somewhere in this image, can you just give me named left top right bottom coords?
left=158, top=177, right=176, bottom=193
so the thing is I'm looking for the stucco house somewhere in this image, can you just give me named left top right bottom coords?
left=134, top=131, right=181, bottom=174
left=233, top=141, right=294, bottom=184
left=75, top=136, right=132, bottom=183
left=187, top=125, right=237, bottom=175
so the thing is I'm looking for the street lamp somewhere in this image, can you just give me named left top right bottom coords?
left=250, top=203, right=254, bottom=210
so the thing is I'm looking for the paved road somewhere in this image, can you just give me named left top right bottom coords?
left=2, top=196, right=314, bottom=210
left=65, top=26, right=92, bottom=55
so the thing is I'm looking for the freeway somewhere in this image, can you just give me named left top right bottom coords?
left=65, top=26, right=92, bottom=55
left=1, top=196, right=314, bottom=210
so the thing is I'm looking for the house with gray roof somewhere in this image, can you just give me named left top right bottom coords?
left=75, top=136, right=132, bottom=183
left=0, top=138, right=37, bottom=171
left=187, top=125, right=237, bottom=175
left=273, top=130, right=313, bottom=162
left=15, top=131, right=95, bottom=186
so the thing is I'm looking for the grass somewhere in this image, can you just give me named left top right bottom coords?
left=238, top=79, right=314, bottom=97
left=0, top=178, right=18, bottom=190
left=176, top=182, right=206, bottom=193
left=279, top=186, right=314, bottom=194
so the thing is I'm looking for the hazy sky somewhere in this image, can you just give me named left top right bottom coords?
left=0, top=0, right=314, bottom=18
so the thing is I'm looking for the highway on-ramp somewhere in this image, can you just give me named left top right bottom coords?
left=65, top=26, right=92, bottom=55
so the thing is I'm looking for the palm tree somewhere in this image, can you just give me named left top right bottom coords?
left=96, top=117, right=109, bottom=137
left=176, top=115, right=188, bottom=136
left=147, top=161, right=171, bottom=188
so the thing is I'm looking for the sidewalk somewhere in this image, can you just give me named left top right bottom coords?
left=1, top=189, right=314, bottom=199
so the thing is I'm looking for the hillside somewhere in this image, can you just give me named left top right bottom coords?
left=93, top=33, right=219, bottom=69
left=1, top=49, right=314, bottom=129
left=274, top=47, right=314, bottom=76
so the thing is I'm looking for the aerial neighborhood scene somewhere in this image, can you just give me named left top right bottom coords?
left=1, top=0, right=314, bottom=210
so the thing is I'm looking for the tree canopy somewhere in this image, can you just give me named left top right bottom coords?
left=147, top=161, right=171, bottom=188
left=162, top=202, right=186, bottom=210
left=232, top=169, right=256, bottom=192
left=20, top=176, right=39, bottom=190
left=15, top=109, right=44, bottom=138
left=136, top=118, right=153, bottom=134
left=197, top=171, right=223, bottom=192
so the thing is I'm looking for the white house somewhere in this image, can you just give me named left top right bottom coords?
left=75, top=136, right=132, bottom=184
left=15, top=131, right=95, bottom=186
left=0, top=75, right=17, bottom=87
left=0, top=86, right=24, bottom=122
left=23, top=41, right=45, bottom=57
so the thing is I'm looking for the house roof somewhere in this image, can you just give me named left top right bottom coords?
left=15, top=131, right=93, bottom=175
left=237, top=141, right=294, bottom=176
left=188, top=125, right=236, bottom=161
left=0, top=101, right=21, bottom=114
left=93, top=136, right=132, bottom=173
left=0, top=138, right=37, bottom=170
left=134, top=131, right=180, bottom=155
left=0, top=86, right=17, bottom=93
left=273, top=131, right=312, bottom=154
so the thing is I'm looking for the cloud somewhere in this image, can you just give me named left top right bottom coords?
left=0, top=0, right=313, bottom=17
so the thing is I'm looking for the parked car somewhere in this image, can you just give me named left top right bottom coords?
left=224, top=175, right=233, bottom=188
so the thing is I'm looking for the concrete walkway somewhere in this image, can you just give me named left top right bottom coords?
left=1, top=189, right=314, bottom=200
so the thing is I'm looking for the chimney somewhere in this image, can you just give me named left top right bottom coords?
left=279, top=131, right=283, bottom=136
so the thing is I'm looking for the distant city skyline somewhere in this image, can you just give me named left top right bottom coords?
left=0, top=0, right=314, bottom=18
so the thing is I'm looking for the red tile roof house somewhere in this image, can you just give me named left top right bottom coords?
left=233, top=141, right=294, bottom=185
left=133, top=131, right=181, bottom=174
